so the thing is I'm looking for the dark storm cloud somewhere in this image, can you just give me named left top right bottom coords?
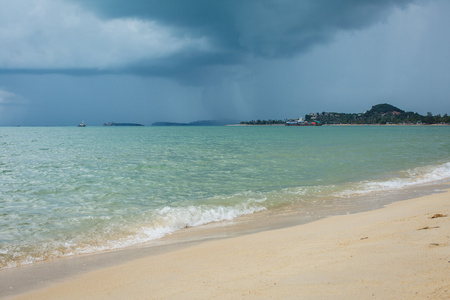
left=2, top=0, right=448, bottom=126
left=1, top=0, right=418, bottom=77
left=76, top=0, right=416, bottom=59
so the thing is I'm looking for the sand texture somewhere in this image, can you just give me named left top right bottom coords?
left=11, top=189, right=450, bottom=299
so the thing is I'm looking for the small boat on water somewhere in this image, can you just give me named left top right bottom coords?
left=285, top=118, right=322, bottom=126
left=78, top=121, right=86, bottom=127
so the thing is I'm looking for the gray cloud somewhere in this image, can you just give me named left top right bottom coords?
left=0, top=88, right=28, bottom=124
left=0, top=0, right=211, bottom=75
left=0, top=89, right=26, bottom=105
left=1, top=0, right=418, bottom=78
left=1, top=0, right=449, bottom=126
left=75, top=0, right=416, bottom=58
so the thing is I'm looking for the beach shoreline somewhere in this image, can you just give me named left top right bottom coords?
left=228, top=123, right=450, bottom=126
left=5, top=185, right=449, bottom=299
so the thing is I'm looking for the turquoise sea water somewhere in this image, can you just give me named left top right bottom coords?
left=1, top=125, right=450, bottom=268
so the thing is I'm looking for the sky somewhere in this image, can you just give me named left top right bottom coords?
left=0, top=0, right=449, bottom=126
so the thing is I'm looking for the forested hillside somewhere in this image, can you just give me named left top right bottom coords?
left=240, top=104, right=449, bottom=125
left=305, top=104, right=449, bottom=125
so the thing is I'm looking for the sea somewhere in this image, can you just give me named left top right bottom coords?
left=1, top=125, right=450, bottom=269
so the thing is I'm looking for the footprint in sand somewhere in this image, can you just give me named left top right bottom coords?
left=417, top=226, right=440, bottom=230
left=430, top=213, right=447, bottom=219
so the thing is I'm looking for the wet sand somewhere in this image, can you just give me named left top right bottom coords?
left=7, top=187, right=449, bottom=299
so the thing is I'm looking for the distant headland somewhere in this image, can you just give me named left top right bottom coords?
left=103, top=122, right=144, bottom=126
left=152, top=120, right=236, bottom=126
left=239, top=104, right=450, bottom=125
left=101, top=104, right=448, bottom=127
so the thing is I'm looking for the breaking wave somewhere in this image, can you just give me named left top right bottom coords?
left=0, top=198, right=266, bottom=269
left=336, top=162, right=450, bottom=197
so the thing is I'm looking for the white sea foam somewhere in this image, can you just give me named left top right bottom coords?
left=0, top=198, right=267, bottom=269
left=336, top=162, right=450, bottom=197
left=107, top=200, right=267, bottom=250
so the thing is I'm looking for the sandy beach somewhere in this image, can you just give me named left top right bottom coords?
left=7, top=188, right=450, bottom=299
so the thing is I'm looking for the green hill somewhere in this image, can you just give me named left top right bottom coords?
left=305, top=103, right=449, bottom=125
left=366, top=103, right=404, bottom=115
left=239, top=103, right=449, bottom=125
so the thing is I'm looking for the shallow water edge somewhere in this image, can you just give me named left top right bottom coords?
left=1, top=180, right=448, bottom=299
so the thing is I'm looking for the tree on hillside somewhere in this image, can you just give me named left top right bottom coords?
left=365, top=103, right=405, bottom=115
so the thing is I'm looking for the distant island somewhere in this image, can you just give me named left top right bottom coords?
left=240, top=104, right=450, bottom=125
left=103, top=122, right=144, bottom=126
left=152, top=120, right=236, bottom=126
